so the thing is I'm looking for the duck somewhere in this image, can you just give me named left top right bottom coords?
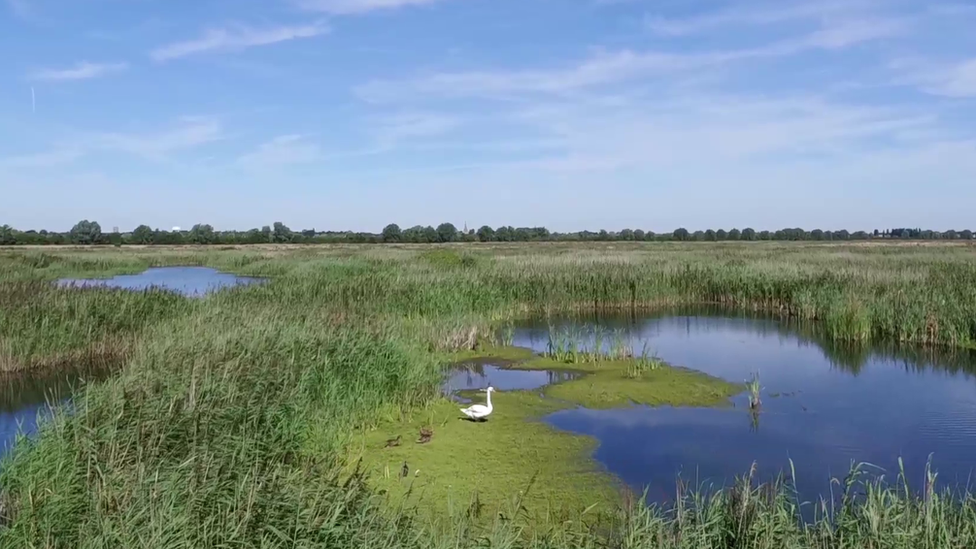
left=383, top=435, right=401, bottom=449
left=417, top=427, right=433, bottom=444
left=460, top=386, right=495, bottom=421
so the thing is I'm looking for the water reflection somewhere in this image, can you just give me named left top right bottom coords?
left=1, top=365, right=114, bottom=458
left=57, top=266, right=266, bottom=297
left=512, top=308, right=976, bottom=502
left=443, top=358, right=579, bottom=395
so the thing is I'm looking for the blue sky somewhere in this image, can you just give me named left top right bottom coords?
left=1, top=0, right=975, bottom=232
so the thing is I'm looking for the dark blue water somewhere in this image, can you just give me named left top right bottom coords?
left=513, top=310, right=976, bottom=502
left=57, top=266, right=265, bottom=297
left=1, top=367, right=111, bottom=461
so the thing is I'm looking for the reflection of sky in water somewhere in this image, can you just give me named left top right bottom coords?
left=515, top=310, right=976, bottom=501
left=443, top=363, right=579, bottom=393
left=0, top=401, right=48, bottom=459
left=58, top=266, right=266, bottom=297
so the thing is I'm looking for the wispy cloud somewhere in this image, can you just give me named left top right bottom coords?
left=356, top=20, right=902, bottom=103
left=5, top=0, right=35, bottom=20
left=29, top=61, right=128, bottom=81
left=238, top=135, right=323, bottom=166
left=644, top=1, right=865, bottom=36
left=892, top=57, right=976, bottom=98
left=368, top=112, right=460, bottom=146
left=150, top=22, right=328, bottom=62
left=0, top=148, right=84, bottom=169
left=91, top=117, right=225, bottom=159
left=296, top=0, right=444, bottom=15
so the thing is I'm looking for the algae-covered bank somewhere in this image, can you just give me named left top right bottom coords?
left=351, top=346, right=742, bottom=520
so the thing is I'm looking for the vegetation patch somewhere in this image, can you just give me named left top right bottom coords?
left=348, top=393, right=618, bottom=523
left=353, top=345, right=741, bottom=519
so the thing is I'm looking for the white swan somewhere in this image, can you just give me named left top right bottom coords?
left=460, top=386, right=495, bottom=421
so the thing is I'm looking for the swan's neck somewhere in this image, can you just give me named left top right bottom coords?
left=485, top=390, right=492, bottom=410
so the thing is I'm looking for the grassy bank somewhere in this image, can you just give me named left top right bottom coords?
left=1, top=242, right=975, bottom=547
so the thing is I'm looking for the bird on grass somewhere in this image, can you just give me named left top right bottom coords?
left=417, top=427, right=433, bottom=444
left=400, top=461, right=409, bottom=479
left=460, top=386, right=495, bottom=421
left=383, top=435, right=401, bottom=448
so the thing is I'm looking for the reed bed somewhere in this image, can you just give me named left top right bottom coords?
left=0, top=242, right=975, bottom=547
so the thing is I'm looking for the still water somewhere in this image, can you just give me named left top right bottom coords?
left=3, top=267, right=266, bottom=461
left=513, top=309, right=976, bottom=502
left=0, top=367, right=112, bottom=460
left=57, top=266, right=266, bottom=297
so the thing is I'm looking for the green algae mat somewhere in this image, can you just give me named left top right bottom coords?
left=347, top=346, right=743, bottom=521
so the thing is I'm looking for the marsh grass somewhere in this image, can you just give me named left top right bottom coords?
left=746, top=372, right=763, bottom=409
left=626, top=344, right=664, bottom=379
left=3, top=243, right=976, bottom=547
left=545, top=326, right=634, bottom=364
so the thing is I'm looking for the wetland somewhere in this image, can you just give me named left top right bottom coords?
left=2, top=242, right=976, bottom=547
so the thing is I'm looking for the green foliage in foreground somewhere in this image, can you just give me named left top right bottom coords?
left=1, top=243, right=976, bottom=547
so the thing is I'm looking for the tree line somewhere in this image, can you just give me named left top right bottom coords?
left=1, top=221, right=974, bottom=246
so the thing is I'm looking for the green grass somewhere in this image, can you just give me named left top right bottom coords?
left=1, top=242, right=976, bottom=548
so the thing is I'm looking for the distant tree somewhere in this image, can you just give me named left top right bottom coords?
left=436, top=223, right=457, bottom=243
left=272, top=222, right=292, bottom=243
left=758, top=230, right=771, bottom=240
left=835, top=229, right=850, bottom=240
left=728, top=228, right=741, bottom=241
left=961, top=230, right=974, bottom=240
left=692, top=230, right=705, bottom=241
left=673, top=228, right=690, bottom=241
left=852, top=231, right=870, bottom=240
left=476, top=225, right=495, bottom=242
left=598, top=230, right=610, bottom=241
left=644, top=231, right=656, bottom=241
left=381, top=224, right=402, bottom=243
left=704, top=229, right=716, bottom=241
left=810, top=229, right=824, bottom=241
left=131, top=224, right=154, bottom=244
left=495, top=226, right=513, bottom=242
left=741, top=228, right=755, bottom=241
left=620, top=228, right=635, bottom=241
left=423, top=226, right=439, bottom=243
left=633, top=229, right=645, bottom=241
left=188, top=223, right=216, bottom=244
left=0, top=225, right=15, bottom=245
left=70, top=220, right=102, bottom=245
left=716, top=229, right=727, bottom=241
left=945, top=229, right=958, bottom=240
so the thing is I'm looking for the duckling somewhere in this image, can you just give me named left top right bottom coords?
left=417, top=426, right=433, bottom=444
left=400, top=461, right=409, bottom=479
left=383, top=435, right=401, bottom=449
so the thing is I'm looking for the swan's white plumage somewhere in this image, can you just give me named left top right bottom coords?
left=461, top=387, right=495, bottom=420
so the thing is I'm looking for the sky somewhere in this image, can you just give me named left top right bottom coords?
left=1, top=0, right=975, bottom=233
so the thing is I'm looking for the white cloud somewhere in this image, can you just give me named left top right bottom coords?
left=644, top=1, right=861, bottom=36
left=30, top=61, right=128, bottom=81
left=895, top=58, right=976, bottom=98
left=150, top=22, right=328, bottom=62
left=91, top=118, right=225, bottom=159
left=296, top=0, right=443, bottom=15
left=356, top=21, right=902, bottom=103
left=0, top=148, right=83, bottom=169
left=368, top=112, right=459, bottom=146
left=238, top=135, right=323, bottom=166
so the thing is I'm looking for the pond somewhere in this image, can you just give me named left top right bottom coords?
left=2, top=267, right=266, bottom=461
left=443, top=357, right=580, bottom=396
left=513, top=308, right=976, bottom=503
left=0, top=366, right=113, bottom=462
left=57, top=266, right=266, bottom=297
